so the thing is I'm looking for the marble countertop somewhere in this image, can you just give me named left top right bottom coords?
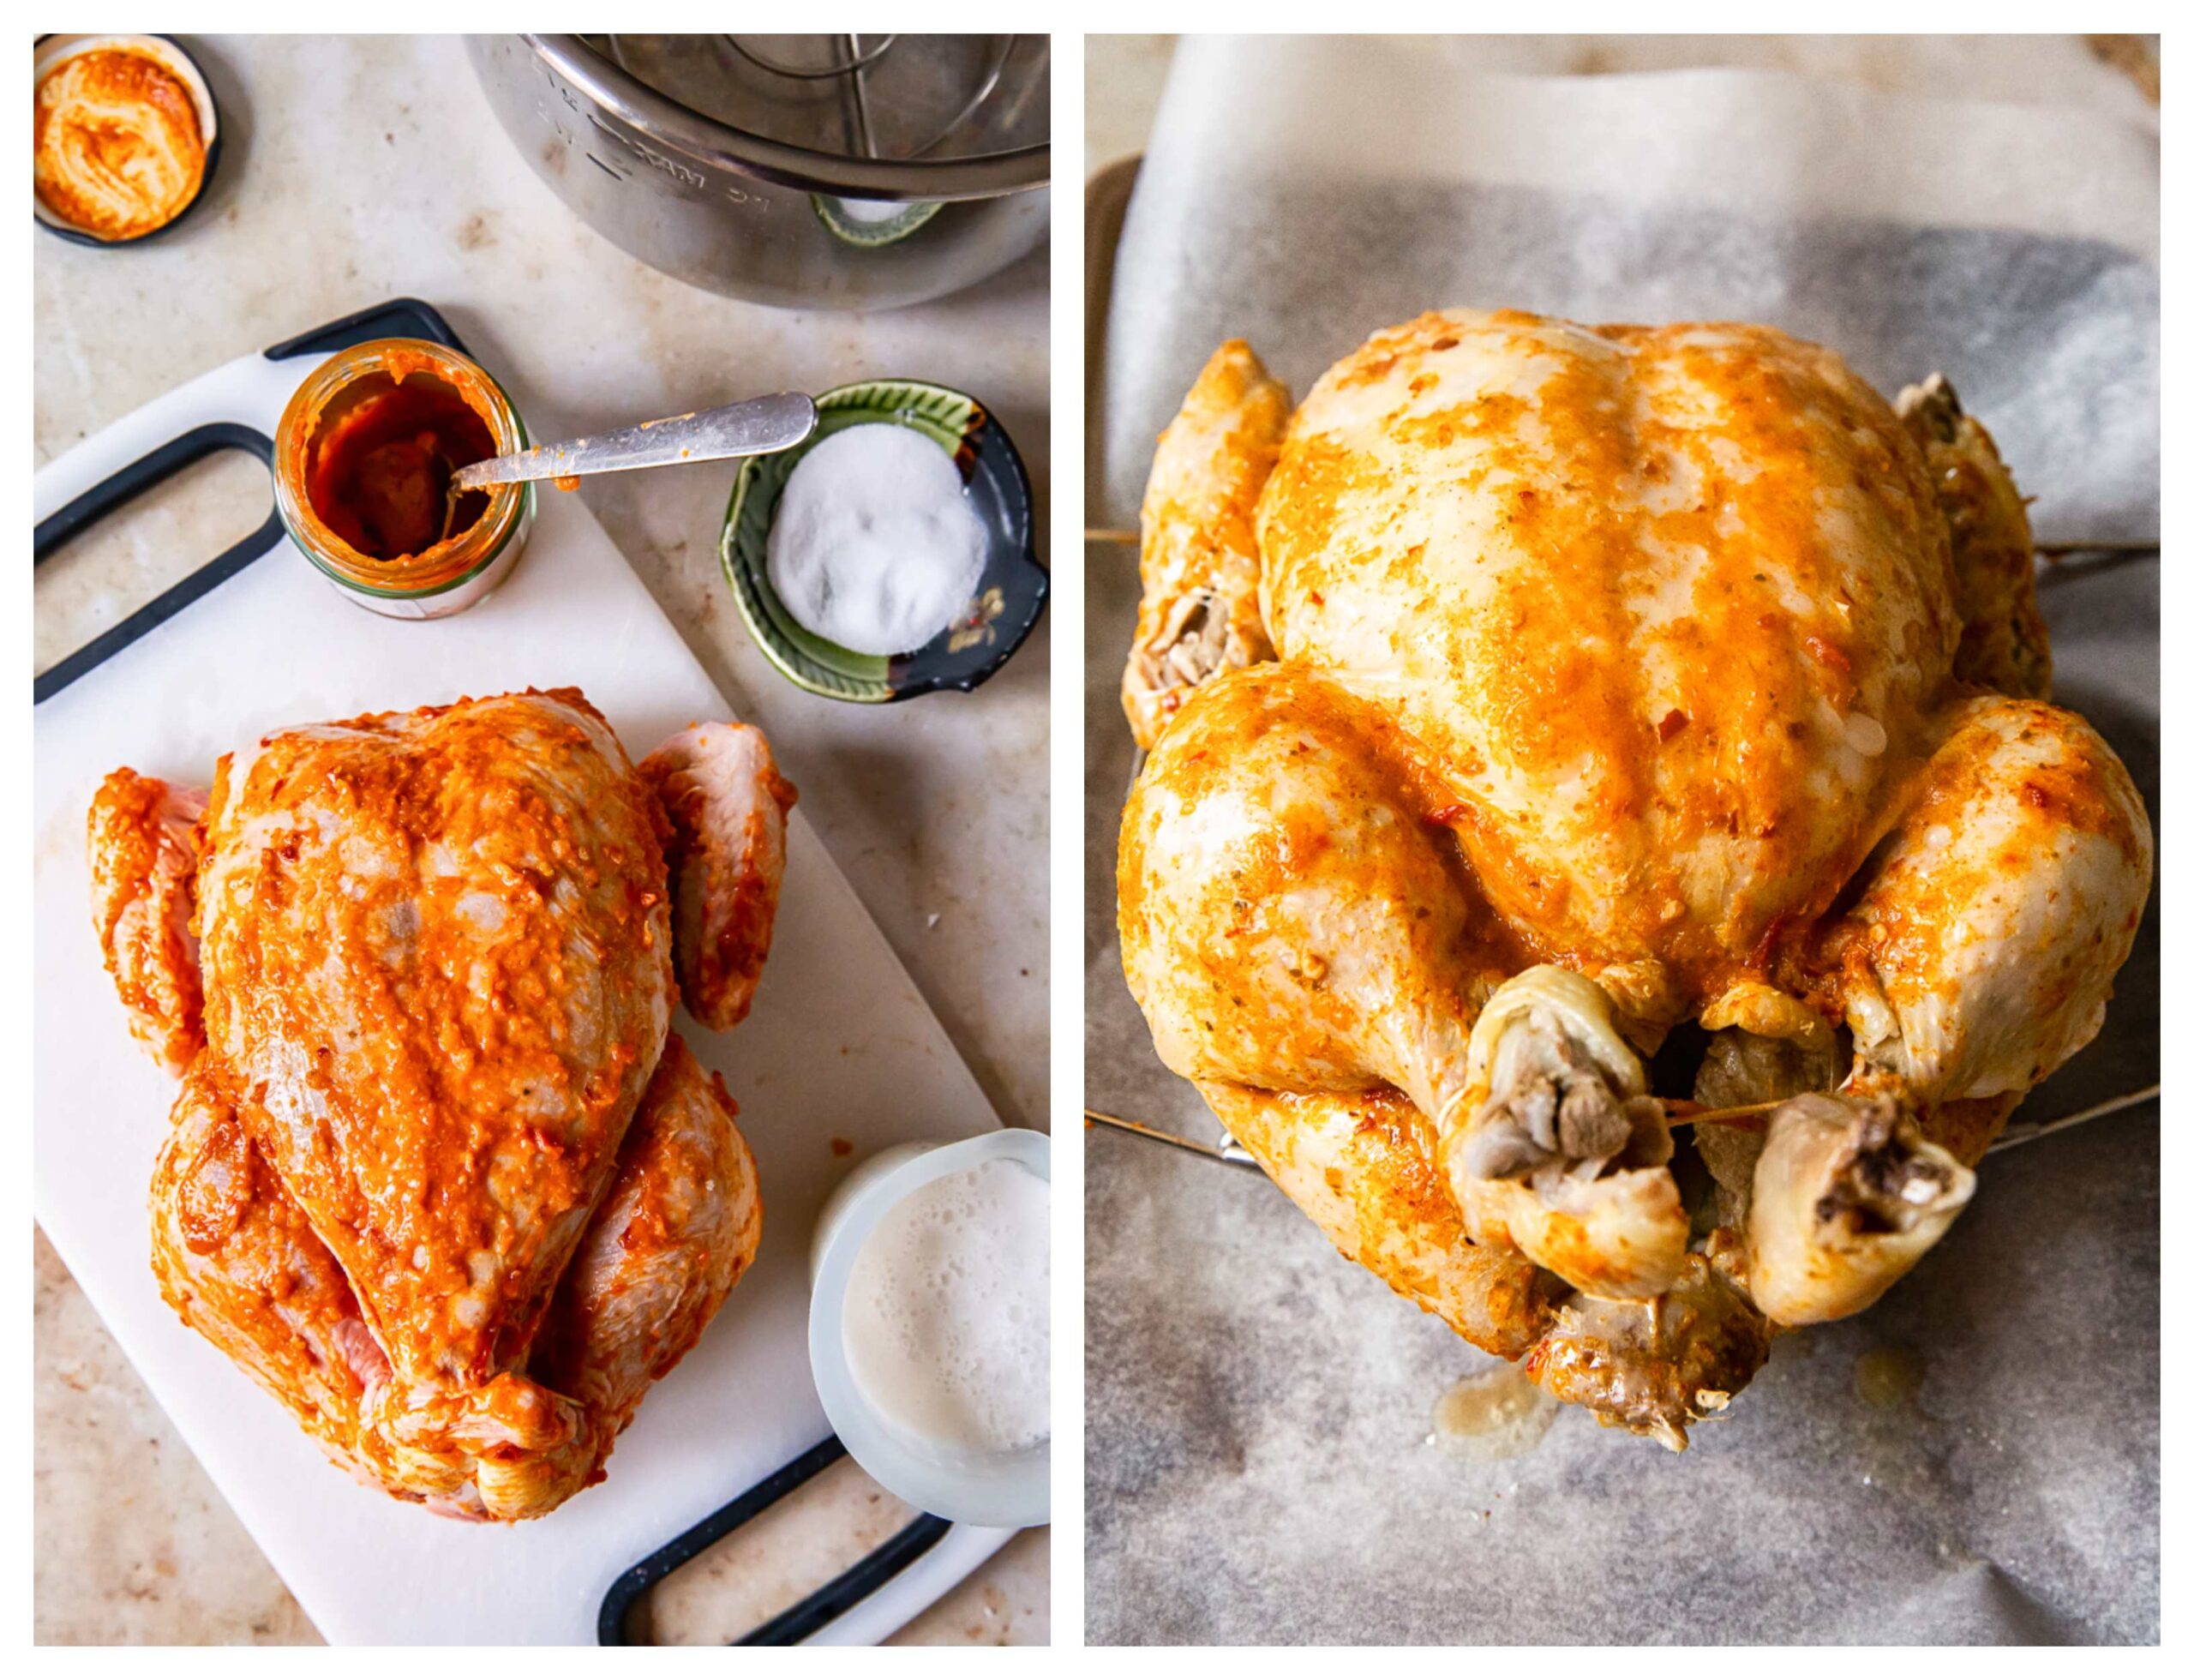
left=33, top=33, right=1047, bottom=1646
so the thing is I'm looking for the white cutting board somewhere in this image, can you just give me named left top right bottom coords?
left=33, top=339, right=1014, bottom=1645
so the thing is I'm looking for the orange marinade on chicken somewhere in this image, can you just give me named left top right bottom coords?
left=86, top=767, right=205, bottom=1076
left=195, top=691, right=674, bottom=1394
left=1119, top=309, right=2150, bottom=1447
left=153, top=1069, right=386, bottom=1480
left=534, top=1037, right=764, bottom=1444
left=93, top=687, right=793, bottom=1519
left=1250, top=312, right=1961, bottom=1008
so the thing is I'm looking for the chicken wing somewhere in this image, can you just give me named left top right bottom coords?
left=87, top=769, right=205, bottom=1076
left=1122, top=339, right=1291, bottom=750
left=640, top=722, right=796, bottom=1034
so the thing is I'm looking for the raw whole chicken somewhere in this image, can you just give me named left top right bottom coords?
left=90, top=688, right=795, bottom=1518
left=1118, top=310, right=2151, bottom=1448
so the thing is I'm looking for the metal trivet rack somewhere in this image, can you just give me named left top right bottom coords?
left=1086, top=1082, right=2161, bottom=1172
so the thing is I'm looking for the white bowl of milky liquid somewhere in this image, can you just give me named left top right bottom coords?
left=808, top=1129, right=1049, bottom=1527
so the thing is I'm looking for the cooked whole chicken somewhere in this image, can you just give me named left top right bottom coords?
left=1118, top=310, right=2151, bottom=1448
left=92, top=688, right=794, bottom=1518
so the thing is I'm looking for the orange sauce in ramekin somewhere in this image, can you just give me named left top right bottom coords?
left=35, top=47, right=207, bottom=240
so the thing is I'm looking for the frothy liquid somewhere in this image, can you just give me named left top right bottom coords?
left=842, top=1157, right=1050, bottom=1455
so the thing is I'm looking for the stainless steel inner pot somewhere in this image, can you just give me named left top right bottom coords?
left=467, top=33, right=1050, bottom=313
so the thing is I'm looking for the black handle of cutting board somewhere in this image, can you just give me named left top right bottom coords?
left=33, top=297, right=471, bottom=704
left=596, top=1433, right=953, bottom=1646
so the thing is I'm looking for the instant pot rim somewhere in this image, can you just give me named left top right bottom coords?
left=522, top=33, right=1051, bottom=202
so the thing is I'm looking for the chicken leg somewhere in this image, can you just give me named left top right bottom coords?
left=1446, top=966, right=1689, bottom=1301
left=1745, top=691, right=2151, bottom=1325
left=1119, top=662, right=1499, bottom=1121
left=1124, top=669, right=1695, bottom=1303
left=151, top=1067, right=388, bottom=1489
left=151, top=1031, right=760, bottom=1519
left=533, top=1035, right=764, bottom=1446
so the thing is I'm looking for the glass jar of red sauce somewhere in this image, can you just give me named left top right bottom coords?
left=273, top=338, right=532, bottom=618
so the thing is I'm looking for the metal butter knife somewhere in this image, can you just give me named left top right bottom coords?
left=449, top=391, right=818, bottom=494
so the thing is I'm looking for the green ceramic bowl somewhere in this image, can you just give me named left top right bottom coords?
left=810, top=195, right=944, bottom=248
left=723, top=378, right=1048, bottom=703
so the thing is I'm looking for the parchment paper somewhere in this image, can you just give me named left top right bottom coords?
left=1086, top=36, right=2159, bottom=1646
